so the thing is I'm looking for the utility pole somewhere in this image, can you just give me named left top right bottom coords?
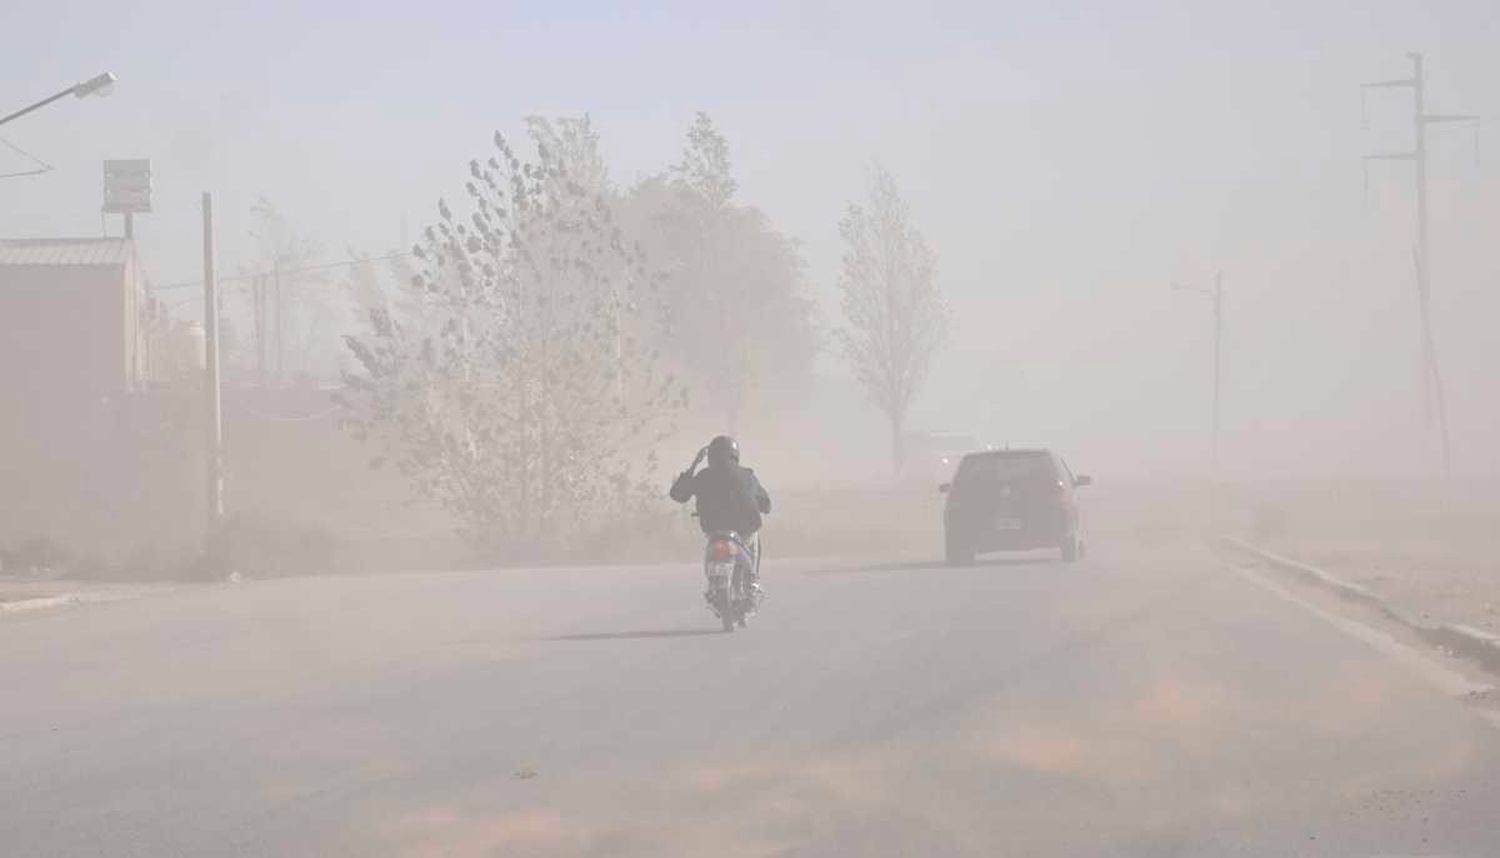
left=202, top=193, right=224, bottom=538
left=1173, top=274, right=1225, bottom=477
left=1211, top=272, right=1222, bottom=475
left=1363, top=52, right=1477, bottom=475
left=251, top=274, right=267, bottom=386
left=274, top=259, right=284, bottom=385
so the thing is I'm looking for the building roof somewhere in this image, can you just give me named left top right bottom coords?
left=0, top=238, right=136, bottom=267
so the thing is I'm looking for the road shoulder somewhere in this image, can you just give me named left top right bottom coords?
left=0, top=578, right=180, bottom=615
left=1217, top=539, right=1500, bottom=731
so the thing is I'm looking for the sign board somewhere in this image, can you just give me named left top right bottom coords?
left=103, top=159, right=152, bottom=213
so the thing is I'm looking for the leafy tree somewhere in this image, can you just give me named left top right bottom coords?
left=673, top=112, right=736, bottom=210
left=623, top=113, right=818, bottom=430
left=524, top=114, right=609, bottom=196
left=836, top=163, right=948, bottom=471
left=338, top=125, right=683, bottom=559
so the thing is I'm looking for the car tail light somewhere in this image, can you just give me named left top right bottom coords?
left=712, top=540, right=735, bottom=561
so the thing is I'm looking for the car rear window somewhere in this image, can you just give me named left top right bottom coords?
left=954, top=451, right=1053, bottom=485
left=932, top=435, right=979, bottom=454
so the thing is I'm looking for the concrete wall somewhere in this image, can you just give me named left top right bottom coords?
left=0, top=261, right=139, bottom=405
left=0, top=383, right=450, bottom=573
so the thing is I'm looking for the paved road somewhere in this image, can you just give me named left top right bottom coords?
left=3, top=535, right=1499, bottom=857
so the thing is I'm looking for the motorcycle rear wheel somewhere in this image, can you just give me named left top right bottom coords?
left=717, top=589, right=736, bottom=632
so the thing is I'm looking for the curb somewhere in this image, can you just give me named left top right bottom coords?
left=0, top=593, right=83, bottom=614
left=0, top=586, right=168, bottom=615
left=1219, top=536, right=1500, bottom=677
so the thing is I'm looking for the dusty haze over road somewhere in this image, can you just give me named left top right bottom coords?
left=6, top=0, right=1500, bottom=478
left=6, top=523, right=1500, bottom=856
left=7, top=6, right=1500, bottom=853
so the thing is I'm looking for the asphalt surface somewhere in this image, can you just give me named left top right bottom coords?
left=3, top=535, right=1500, bottom=857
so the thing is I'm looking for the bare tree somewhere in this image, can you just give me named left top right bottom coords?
left=836, top=163, right=948, bottom=471
left=241, top=198, right=341, bottom=384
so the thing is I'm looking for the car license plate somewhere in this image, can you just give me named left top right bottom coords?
left=994, top=517, right=1021, bottom=530
left=707, top=562, right=734, bottom=582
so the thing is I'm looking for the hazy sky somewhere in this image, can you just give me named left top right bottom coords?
left=4, top=0, right=1499, bottom=478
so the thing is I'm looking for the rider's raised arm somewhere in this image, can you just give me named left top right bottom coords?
left=669, top=469, right=697, bottom=503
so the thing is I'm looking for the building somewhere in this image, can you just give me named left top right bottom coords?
left=0, top=236, right=432, bottom=571
left=0, top=237, right=173, bottom=561
left=0, top=238, right=152, bottom=407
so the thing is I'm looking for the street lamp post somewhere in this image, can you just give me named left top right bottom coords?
left=0, top=72, right=116, bottom=128
left=1173, top=273, right=1224, bottom=477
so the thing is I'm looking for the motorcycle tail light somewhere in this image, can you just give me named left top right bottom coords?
left=712, top=541, right=735, bottom=560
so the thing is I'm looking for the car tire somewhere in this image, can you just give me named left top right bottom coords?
left=945, top=531, right=974, bottom=566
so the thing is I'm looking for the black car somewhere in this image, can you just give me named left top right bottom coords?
left=939, top=449, right=1092, bottom=564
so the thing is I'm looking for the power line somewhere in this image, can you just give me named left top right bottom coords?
left=226, top=397, right=344, bottom=424
left=150, top=251, right=412, bottom=292
left=0, top=136, right=55, bottom=179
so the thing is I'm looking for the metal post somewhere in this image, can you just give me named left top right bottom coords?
left=124, top=211, right=134, bottom=240
left=2, top=74, right=113, bottom=127
left=1411, top=56, right=1437, bottom=459
left=202, top=193, right=224, bottom=534
left=0, top=89, right=73, bottom=127
left=1211, top=272, right=1223, bottom=477
left=1412, top=55, right=1428, bottom=299
left=274, top=259, right=284, bottom=384
left=251, top=274, right=267, bottom=386
left=1414, top=245, right=1450, bottom=472
left=1409, top=55, right=1453, bottom=475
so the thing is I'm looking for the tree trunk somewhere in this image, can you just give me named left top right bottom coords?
left=890, top=411, right=905, bottom=475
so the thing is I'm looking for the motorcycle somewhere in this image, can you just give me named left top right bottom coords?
left=703, top=530, right=761, bottom=632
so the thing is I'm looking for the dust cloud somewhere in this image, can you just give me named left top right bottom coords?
left=7, top=6, right=1500, bottom=857
left=2, top=1, right=1498, bottom=574
left=0, top=2, right=1494, bottom=582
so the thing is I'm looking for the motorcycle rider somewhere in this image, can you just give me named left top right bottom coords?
left=669, top=435, right=771, bottom=590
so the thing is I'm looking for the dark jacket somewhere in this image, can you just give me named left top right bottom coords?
left=670, top=463, right=771, bottom=535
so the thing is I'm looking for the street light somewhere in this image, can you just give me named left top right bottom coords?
left=1173, top=272, right=1224, bottom=476
left=73, top=73, right=118, bottom=99
left=0, top=72, right=117, bottom=128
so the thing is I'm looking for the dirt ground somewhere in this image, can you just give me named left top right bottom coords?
left=1225, top=478, right=1500, bottom=635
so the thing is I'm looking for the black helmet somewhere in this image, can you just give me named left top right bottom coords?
left=706, top=435, right=739, bottom=467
